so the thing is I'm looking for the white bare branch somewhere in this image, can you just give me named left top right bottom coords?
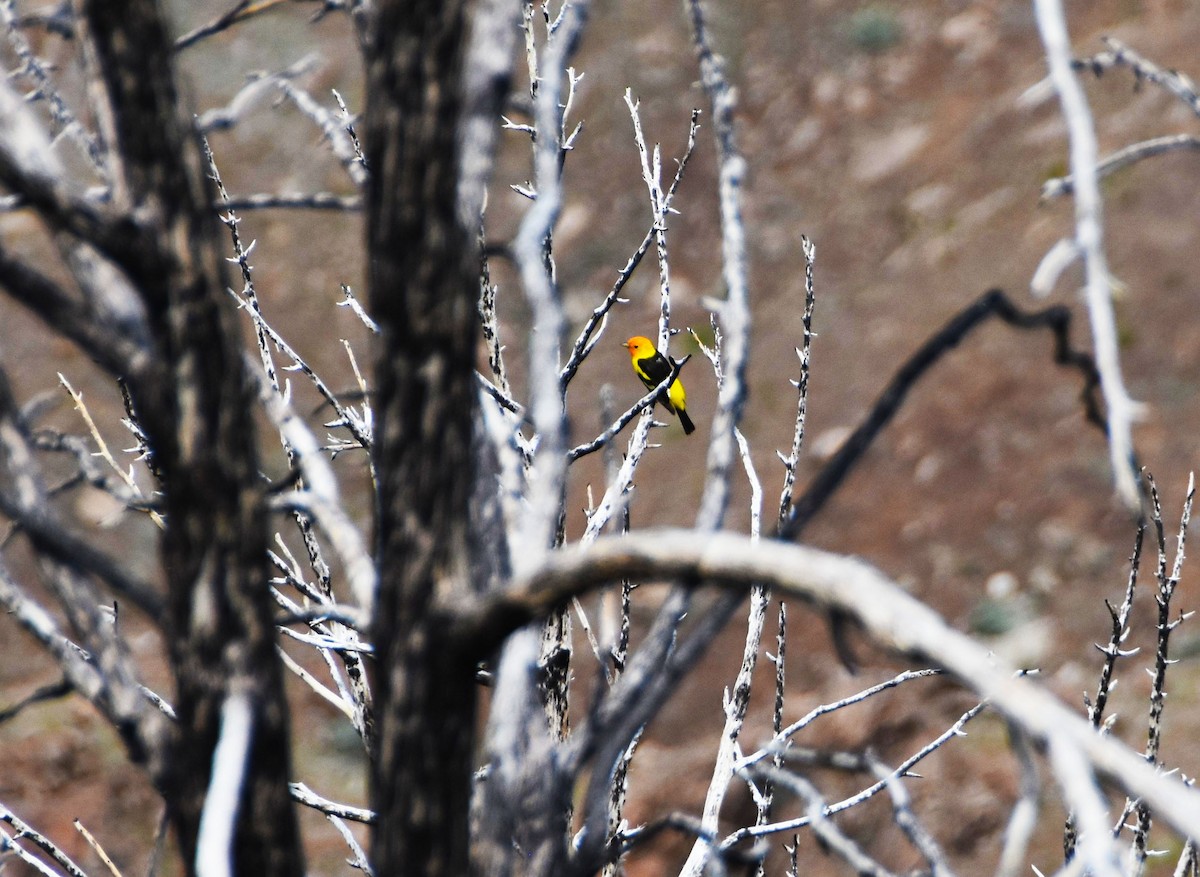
left=1032, top=0, right=1142, bottom=508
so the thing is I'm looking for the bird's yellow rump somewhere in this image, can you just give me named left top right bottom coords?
left=624, top=335, right=696, bottom=435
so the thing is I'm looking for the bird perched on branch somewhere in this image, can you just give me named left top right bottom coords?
left=624, top=335, right=696, bottom=435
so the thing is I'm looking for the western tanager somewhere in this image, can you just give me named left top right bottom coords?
left=624, top=335, right=695, bottom=435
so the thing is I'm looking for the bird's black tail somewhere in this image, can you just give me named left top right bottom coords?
left=678, top=408, right=696, bottom=435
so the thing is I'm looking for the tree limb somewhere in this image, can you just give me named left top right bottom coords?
left=458, top=527, right=1200, bottom=847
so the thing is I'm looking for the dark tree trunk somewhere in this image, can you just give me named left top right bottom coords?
left=79, top=2, right=304, bottom=873
left=365, top=0, right=481, bottom=874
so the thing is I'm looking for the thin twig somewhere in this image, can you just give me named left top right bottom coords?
left=58, top=375, right=163, bottom=529
left=0, top=677, right=72, bottom=724
left=74, top=818, right=123, bottom=877
left=219, top=192, right=361, bottom=211
left=761, top=767, right=899, bottom=877
left=558, top=110, right=700, bottom=391
left=174, top=0, right=289, bottom=50
left=1042, top=134, right=1200, bottom=200
left=998, top=724, right=1041, bottom=877
left=735, top=668, right=943, bottom=772
left=725, top=702, right=987, bottom=848
left=1073, top=37, right=1200, bottom=119
left=1, top=0, right=106, bottom=175
left=0, top=803, right=87, bottom=877
left=568, top=355, right=689, bottom=462
left=778, top=236, right=816, bottom=525
left=1131, top=474, right=1194, bottom=875
left=289, top=782, right=374, bottom=824
left=868, top=751, right=957, bottom=877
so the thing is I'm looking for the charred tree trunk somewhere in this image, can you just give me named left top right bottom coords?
left=365, top=0, right=483, bottom=874
left=79, top=1, right=304, bottom=873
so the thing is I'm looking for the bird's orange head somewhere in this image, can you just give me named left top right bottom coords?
left=624, top=336, right=655, bottom=358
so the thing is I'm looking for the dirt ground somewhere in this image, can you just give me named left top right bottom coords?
left=3, top=1, right=1200, bottom=875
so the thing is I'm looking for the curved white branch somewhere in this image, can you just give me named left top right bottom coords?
left=489, top=529, right=1200, bottom=847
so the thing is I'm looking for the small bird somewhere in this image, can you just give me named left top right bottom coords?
left=624, top=335, right=696, bottom=435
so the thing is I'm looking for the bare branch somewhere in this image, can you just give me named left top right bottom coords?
left=679, top=422, right=766, bottom=877
left=1, top=0, right=106, bottom=175
left=0, top=801, right=87, bottom=877
left=763, top=768, right=898, bottom=877
left=255, top=370, right=376, bottom=613
left=1089, top=525, right=1144, bottom=727
left=0, top=484, right=162, bottom=616
left=1042, top=134, right=1200, bottom=200
left=623, top=90, right=675, bottom=349
left=276, top=77, right=369, bottom=188
left=457, top=0, right=521, bottom=230
left=867, top=751, right=957, bottom=877
left=219, top=192, right=361, bottom=211
left=567, top=354, right=689, bottom=462
left=998, top=725, right=1042, bottom=877
left=464, top=528, right=1200, bottom=844
left=1047, top=732, right=1123, bottom=877
left=684, top=0, right=751, bottom=532
left=1073, top=37, right=1200, bottom=119
left=0, top=76, right=127, bottom=260
left=289, top=782, right=374, bottom=824
left=1131, top=474, right=1194, bottom=873
left=195, top=55, right=318, bottom=131
left=175, top=0, right=290, bottom=51
left=0, top=238, right=148, bottom=378
left=509, top=0, right=590, bottom=562
left=558, top=110, right=700, bottom=391
left=735, top=669, right=943, bottom=773
left=1034, top=0, right=1141, bottom=508
left=73, top=818, right=121, bottom=877
left=0, top=677, right=71, bottom=724
left=730, top=702, right=987, bottom=848
left=777, top=236, right=816, bottom=525
left=328, top=813, right=374, bottom=875
left=780, top=289, right=1106, bottom=542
